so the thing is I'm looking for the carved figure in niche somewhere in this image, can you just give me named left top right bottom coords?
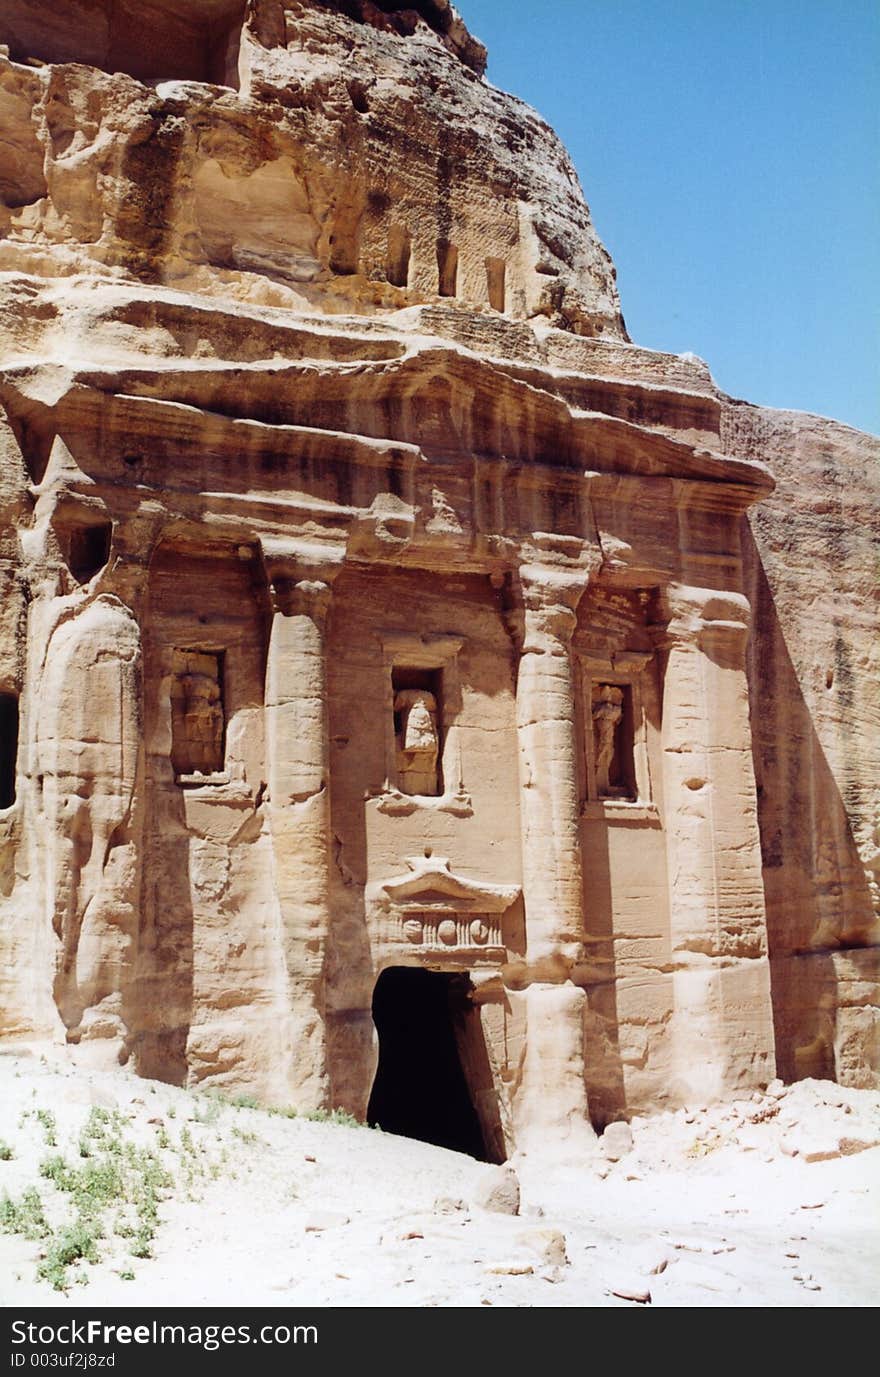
left=394, top=688, right=440, bottom=795
left=592, top=683, right=625, bottom=797
left=170, top=651, right=224, bottom=776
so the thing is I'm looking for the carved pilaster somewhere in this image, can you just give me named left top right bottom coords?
left=656, top=583, right=776, bottom=1101
left=262, top=541, right=343, bottom=1110
left=514, top=567, right=587, bottom=978
left=511, top=564, right=597, bottom=1149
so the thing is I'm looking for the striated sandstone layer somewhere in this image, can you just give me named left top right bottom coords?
left=729, top=405, right=880, bottom=1089
left=0, top=0, right=876, bottom=1158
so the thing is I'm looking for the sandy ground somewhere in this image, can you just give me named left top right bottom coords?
left=0, top=1048, right=878, bottom=1308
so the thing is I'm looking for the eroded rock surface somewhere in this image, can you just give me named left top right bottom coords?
left=0, top=1, right=876, bottom=1152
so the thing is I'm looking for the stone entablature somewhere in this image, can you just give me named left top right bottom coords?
left=0, top=0, right=875, bottom=1155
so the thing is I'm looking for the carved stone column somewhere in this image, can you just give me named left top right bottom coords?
left=514, top=567, right=587, bottom=977
left=511, top=565, right=595, bottom=1153
left=657, top=584, right=776, bottom=1101
left=263, top=542, right=342, bottom=1110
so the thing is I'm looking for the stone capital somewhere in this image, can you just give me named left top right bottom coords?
left=261, top=538, right=345, bottom=621
left=517, top=565, right=589, bottom=653
left=652, top=583, right=750, bottom=655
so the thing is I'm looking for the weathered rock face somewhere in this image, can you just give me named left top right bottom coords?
left=0, top=0, right=620, bottom=335
left=729, top=406, right=880, bottom=1090
left=0, top=0, right=876, bottom=1156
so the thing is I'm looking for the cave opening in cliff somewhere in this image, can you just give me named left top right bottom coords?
left=436, top=240, right=458, bottom=297
left=0, top=694, right=19, bottom=810
left=485, top=256, right=506, bottom=313
left=3, top=0, right=246, bottom=89
left=66, top=521, right=112, bottom=584
left=368, top=967, right=501, bottom=1162
left=386, top=224, right=411, bottom=288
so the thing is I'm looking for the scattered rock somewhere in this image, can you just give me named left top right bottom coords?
left=609, top=1283, right=651, bottom=1304
left=304, top=1210, right=350, bottom=1232
left=790, top=1138, right=841, bottom=1164
left=632, top=1244, right=671, bottom=1276
left=838, top=1136, right=880, bottom=1156
left=484, top=1263, right=533, bottom=1277
left=474, top=1165, right=520, bottom=1216
left=304, top=1154, right=317, bottom=1163
left=516, top=1229, right=568, bottom=1267
left=600, top=1121, right=634, bottom=1161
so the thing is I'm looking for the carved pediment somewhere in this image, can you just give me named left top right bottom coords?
left=370, top=856, right=521, bottom=963
left=380, top=856, right=520, bottom=914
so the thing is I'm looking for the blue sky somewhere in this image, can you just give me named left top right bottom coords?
left=462, top=0, right=879, bottom=435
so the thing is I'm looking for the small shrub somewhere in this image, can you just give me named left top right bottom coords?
left=0, top=1188, right=49, bottom=1240
left=130, top=1225, right=153, bottom=1259
left=303, top=1108, right=360, bottom=1128
left=36, top=1109, right=57, bottom=1147
left=0, top=1141, right=13, bottom=1161
left=37, top=1220, right=99, bottom=1291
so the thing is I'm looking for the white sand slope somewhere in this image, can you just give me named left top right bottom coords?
left=0, top=1050, right=878, bottom=1308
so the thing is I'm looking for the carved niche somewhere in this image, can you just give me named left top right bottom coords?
left=170, top=649, right=226, bottom=780
left=580, top=649, right=655, bottom=813
left=369, top=632, right=473, bottom=815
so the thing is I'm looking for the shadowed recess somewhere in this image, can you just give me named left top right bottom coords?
left=368, top=966, right=490, bottom=1160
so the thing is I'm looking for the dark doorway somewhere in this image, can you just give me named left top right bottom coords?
left=0, top=694, right=19, bottom=810
left=368, top=967, right=492, bottom=1160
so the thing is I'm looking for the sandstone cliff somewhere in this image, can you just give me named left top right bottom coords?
left=0, top=0, right=621, bottom=334
left=0, top=1, right=876, bottom=1151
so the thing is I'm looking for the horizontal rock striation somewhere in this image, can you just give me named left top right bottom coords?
left=0, top=0, right=875, bottom=1154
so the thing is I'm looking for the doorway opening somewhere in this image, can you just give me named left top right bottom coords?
left=367, top=966, right=504, bottom=1162
left=0, top=693, right=18, bottom=809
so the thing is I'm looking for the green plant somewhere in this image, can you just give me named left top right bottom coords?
left=303, top=1108, right=361, bottom=1128
left=192, top=1098, right=222, bottom=1126
left=130, top=1225, right=153, bottom=1259
left=0, top=1188, right=49, bottom=1240
left=37, top=1220, right=99, bottom=1291
left=36, top=1109, right=57, bottom=1147
left=40, top=1154, right=123, bottom=1220
left=0, top=1141, right=13, bottom=1161
left=39, top=1154, right=70, bottom=1187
